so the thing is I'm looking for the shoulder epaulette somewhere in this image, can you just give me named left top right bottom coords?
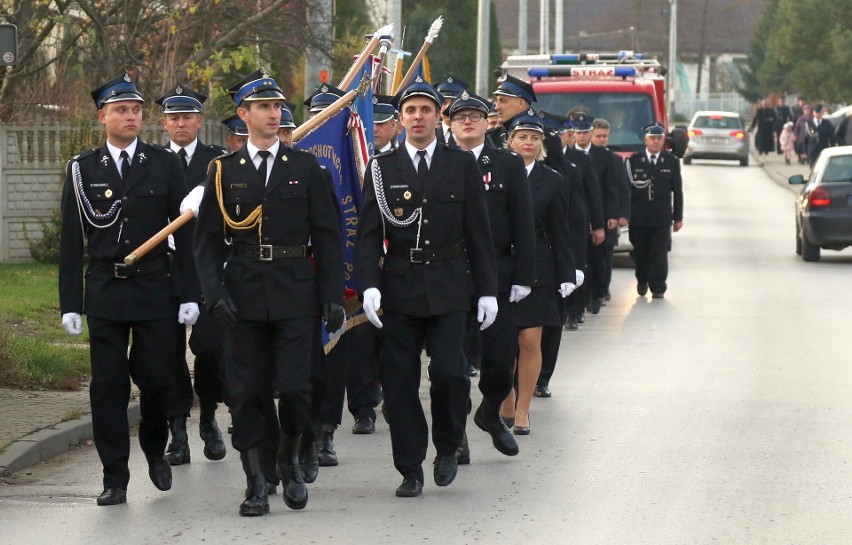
left=217, top=149, right=239, bottom=160
left=373, top=147, right=398, bottom=159
left=287, top=147, right=316, bottom=159
left=71, top=147, right=98, bottom=161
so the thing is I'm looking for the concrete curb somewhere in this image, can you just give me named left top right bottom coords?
left=0, top=401, right=140, bottom=477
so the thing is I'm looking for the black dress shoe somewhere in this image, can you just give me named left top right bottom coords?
left=576, top=313, right=585, bottom=324
left=147, top=456, right=173, bottom=491
left=455, top=432, right=470, bottom=465
left=588, top=297, right=602, bottom=314
left=637, top=283, right=648, bottom=296
left=199, top=403, right=227, bottom=461
left=604, top=290, right=611, bottom=301
left=164, top=417, right=190, bottom=465
left=564, top=317, right=578, bottom=331
left=96, top=487, right=127, bottom=506
left=316, top=429, right=338, bottom=466
left=352, top=417, right=375, bottom=435
left=465, top=362, right=478, bottom=377
left=474, top=405, right=519, bottom=456
left=240, top=475, right=270, bottom=517
left=433, top=453, right=458, bottom=487
left=652, top=292, right=665, bottom=299
left=534, top=385, right=551, bottom=398
left=299, top=441, right=319, bottom=484
left=395, top=476, right=423, bottom=497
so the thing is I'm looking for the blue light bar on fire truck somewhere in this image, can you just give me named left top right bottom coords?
left=529, top=65, right=639, bottom=78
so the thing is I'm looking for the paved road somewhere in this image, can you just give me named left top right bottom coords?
left=2, top=160, right=852, bottom=544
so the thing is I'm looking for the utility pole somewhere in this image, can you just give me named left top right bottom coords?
left=304, top=0, right=333, bottom=98
left=476, top=0, right=490, bottom=96
left=695, top=0, right=710, bottom=94
left=554, top=0, right=563, bottom=54
left=539, top=0, right=549, bottom=54
left=518, top=0, right=528, bottom=54
left=667, top=0, right=678, bottom=119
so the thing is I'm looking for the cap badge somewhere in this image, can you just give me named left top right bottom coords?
left=415, top=75, right=424, bottom=83
left=447, top=76, right=454, bottom=83
left=372, top=96, right=378, bottom=104
left=123, top=73, right=131, bottom=82
left=175, top=85, right=183, bottom=94
left=460, top=90, right=469, bottom=100
left=527, top=108, right=535, bottom=116
left=320, top=84, right=329, bottom=93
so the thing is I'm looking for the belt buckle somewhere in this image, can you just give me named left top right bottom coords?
left=259, top=245, right=273, bottom=262
left=113, top=263, right=128, bottom=279
left=409, top=248, right=424, bottom=264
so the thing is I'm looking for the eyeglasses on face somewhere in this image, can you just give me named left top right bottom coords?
left=451, top=112, right=485, bottom=123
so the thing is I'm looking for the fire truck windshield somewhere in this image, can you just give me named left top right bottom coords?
left=535, top=92, right=656, bottom=152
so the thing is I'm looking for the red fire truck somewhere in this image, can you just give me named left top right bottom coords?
left=500, top=51, right=688, bottom=158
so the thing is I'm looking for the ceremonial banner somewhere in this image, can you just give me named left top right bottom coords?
left=346, top=61, right=375, bottom=157
left=296, top=107, right=368, bottom=352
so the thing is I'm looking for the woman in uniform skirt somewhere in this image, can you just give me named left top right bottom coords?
left=501, top=112, right=576, bottom=434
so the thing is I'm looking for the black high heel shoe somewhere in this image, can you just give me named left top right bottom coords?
left=513, top=417, right=530, bottom=435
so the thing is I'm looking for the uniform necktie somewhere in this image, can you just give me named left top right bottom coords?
left=178, top=147, right=188, bottom=171
left=650, top=154, right=657, bottom=166
left=257, top=150, right=271, bottom=185
left=119, top=150, right=130, bottom=178
left=417, top=149, right=429, bottom=183
left=447, top=128, right=455, bottom=145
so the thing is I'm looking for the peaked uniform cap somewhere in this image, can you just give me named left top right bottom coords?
left=493, top=75, right=536, bottom=104
left=435, top=75, right=470, bottom=99
left=91, top=73, right=144, bottom=109
left=392, top=76, right=443, bottom=109
left=227, top=68, right=285, bottom=106
left=373, top=94, right=398, bottom=124
left=221, top=114, right=248, bottom=136
left=508, top=109, right=545, bottom=134
left=304, top=84, right=345, bottom=112
left=155, top=84, right=206, bottom=113
left=446, top=91, right=491, bottom=118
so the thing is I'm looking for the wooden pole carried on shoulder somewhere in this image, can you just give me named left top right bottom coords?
left=124, top=210, right=194, bottom=265
left=338, top=23, right=393, bottom=91
left=391, top=15, right=443, bottom=95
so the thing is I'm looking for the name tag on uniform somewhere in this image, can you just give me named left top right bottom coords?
left=89, top=183, right=109, bottom=188
left=230, top=183, right=248, bottom=189
left=389, top=185, right=408, bottom=189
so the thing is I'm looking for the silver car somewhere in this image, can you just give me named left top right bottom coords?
left=684, top=110, right=750, bottom=166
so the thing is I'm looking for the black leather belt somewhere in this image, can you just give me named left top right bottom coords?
left=494, top=245, right=513, bottom=257
left=390, top=243, right=464, bottom=264
left=229, top=244, right=307, bottom=261
left=90, top=254, right=171, bottom=279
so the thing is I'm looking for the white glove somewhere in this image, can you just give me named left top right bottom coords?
left=477, top=296, right=498, bottom=330
left=180, top=185, right=205, bottom=216
left=362, top=287, right=383, bottom=329
left=574, top=269, right=585, bottom=288
left=559, top=282, right=576, bottom=298
left=178, top=302, right=200, bottom=325
left=62, top=312, right=83, bottom=336
left=509, top=285, right=532, bottom=303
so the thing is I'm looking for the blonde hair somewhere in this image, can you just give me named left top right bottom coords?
left=506, top=130, right=547, bottom=161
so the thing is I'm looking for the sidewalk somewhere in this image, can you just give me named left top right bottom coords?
left=752, top=148, right=811, bottom=191
left=0, top=149, right=814, bottom=477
